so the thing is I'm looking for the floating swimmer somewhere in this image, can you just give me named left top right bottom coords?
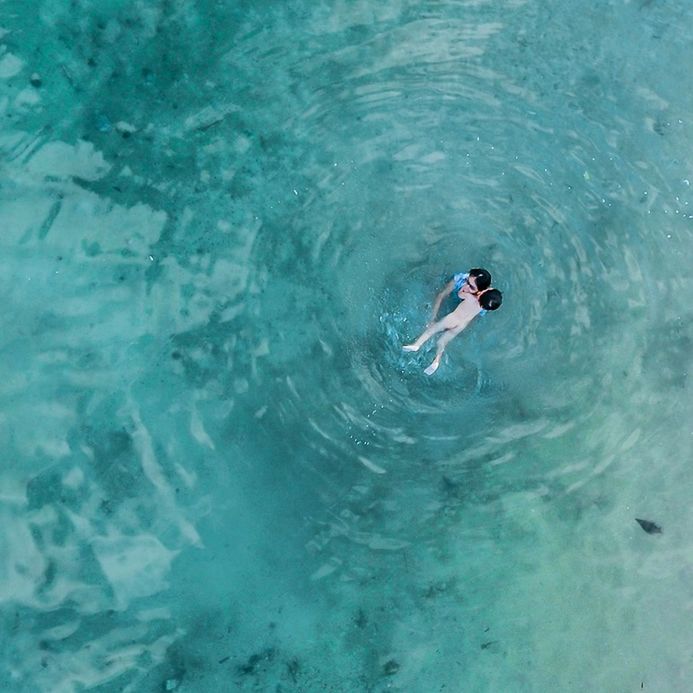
left=403, top=268, right=502, bottom=375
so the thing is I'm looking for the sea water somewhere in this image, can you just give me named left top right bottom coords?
left=1, top=1, right=692, bottom=691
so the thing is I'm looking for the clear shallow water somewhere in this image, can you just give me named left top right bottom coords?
left=1, top=0, right=692, bottom=690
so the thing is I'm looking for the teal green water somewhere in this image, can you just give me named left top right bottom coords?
left=2, top=1, right=693, bottom=691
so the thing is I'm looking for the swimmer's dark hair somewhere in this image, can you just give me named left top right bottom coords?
left=469, top=268, right=491, bottom=291
left=479, top=288, right=502, bottom=311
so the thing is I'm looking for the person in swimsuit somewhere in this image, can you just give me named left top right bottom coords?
left=403, top=268, right=503, bottom=375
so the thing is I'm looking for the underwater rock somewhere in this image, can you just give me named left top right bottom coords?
left=353, top=608, right=368, bottom=629
left=236, top=647, right=276, bottom=676
left=382, top=659, right=399, bottom=676
left=635, top=518, right=662, bottom=535
left=286, top=658, right=300, bottom=683
left=30, top=72, right=42, bottom=87
left=237, top=654, right=261, bottom=676
left=441, top=475, right=466, bottom=501
left=116, top=120, right=137, bottom=138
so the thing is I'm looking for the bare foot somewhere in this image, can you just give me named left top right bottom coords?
left=402, top=344, right=419, bottom=352
left=424, top=359, right=440, bottom=375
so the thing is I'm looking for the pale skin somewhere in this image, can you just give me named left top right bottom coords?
left=403, top=275, right=484, bottom=375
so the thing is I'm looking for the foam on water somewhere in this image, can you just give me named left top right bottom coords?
left=1, top=0, right=693, bottom=690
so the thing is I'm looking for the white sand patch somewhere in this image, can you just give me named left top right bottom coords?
left=91, top=533, right=178, bottom=607
left=190, top=405, right=215, bottom=450
left=0, top=51, right=23, bottom=78
left=25, top=140, right=111, bottom=181
left=0, top=508, right=47, bottom=604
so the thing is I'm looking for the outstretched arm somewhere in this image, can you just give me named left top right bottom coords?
left=429, top=280, right=456, bottom=324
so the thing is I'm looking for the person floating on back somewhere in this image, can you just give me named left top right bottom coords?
left=403, top=268, right=502, bottom=375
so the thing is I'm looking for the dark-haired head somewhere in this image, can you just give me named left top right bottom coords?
left=469, top=268, right=491, bottom=291
left=479, top=288, right=502, bottom=311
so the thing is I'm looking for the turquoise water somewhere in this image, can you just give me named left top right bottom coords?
left=1, top=0, right=693, bottom=690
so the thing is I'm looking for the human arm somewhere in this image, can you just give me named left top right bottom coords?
left=429, top=280, right=456, bottom=324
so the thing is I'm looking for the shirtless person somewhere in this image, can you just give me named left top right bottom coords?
left=403, top=268, right=503, bottom=375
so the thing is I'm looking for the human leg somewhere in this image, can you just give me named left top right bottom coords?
left=403, top=315, right=458, bottom=352
left=424, top=326, right=463, bottom=375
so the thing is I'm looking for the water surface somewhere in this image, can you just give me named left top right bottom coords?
left=1, top=0, right=692, bottom=690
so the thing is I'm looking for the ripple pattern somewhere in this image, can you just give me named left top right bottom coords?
left=1, top=0, right=693, bottom=690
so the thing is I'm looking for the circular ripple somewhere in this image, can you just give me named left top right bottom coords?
left=230, top=5, right=691, bottom=495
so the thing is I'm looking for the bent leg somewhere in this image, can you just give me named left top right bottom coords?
left=404, top=314, right=460, bottom=352
left=424, top=326, right=464, bottom=375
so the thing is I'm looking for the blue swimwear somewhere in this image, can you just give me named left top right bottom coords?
left=452, top=272, right=469, bottom=292
left=452, top=272, right=486, bottom=316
